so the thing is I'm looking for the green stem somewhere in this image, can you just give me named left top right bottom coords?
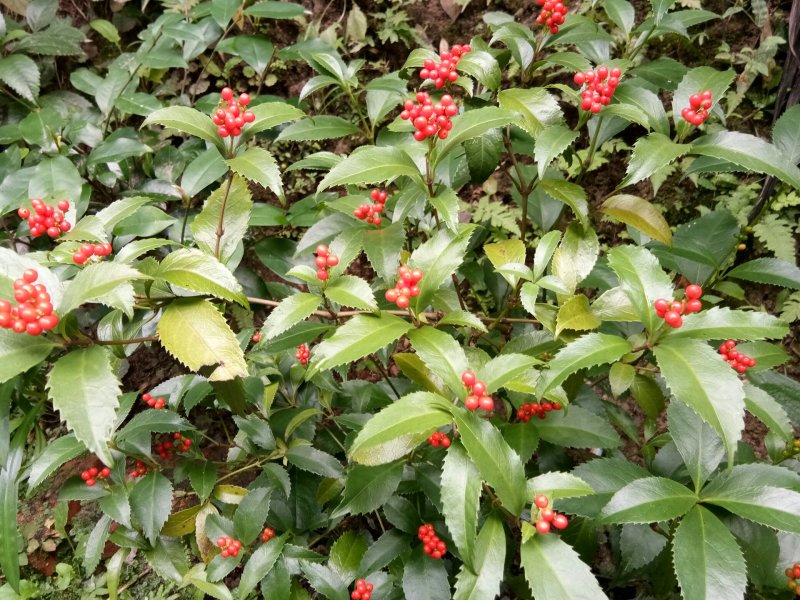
left=346, top=86, right=373, bottom=143
left=576, top=116, right=603, bottom=184
left=214, top=171, right=235, bottom=259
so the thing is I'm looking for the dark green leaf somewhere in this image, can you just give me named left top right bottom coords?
left=600, top=476, right=696, bottom=523
left=130, top=472, right=173, bottom=545
left=521, top=534, right=607, bottom=600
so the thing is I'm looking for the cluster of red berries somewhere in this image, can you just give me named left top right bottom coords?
left=154, top=433, right=192, bottom=459
left=533, top=495, right=569, bottom=534
left=216, top=536, right=242, bottom=558
left=681, top=90, right=713, bottom=126
left=427, top=431, right=451, bottom=448
left=129, top=460, right=148, bottom=478
left=654, top=284, right=703, bottom=329
left=718, top=340, right=756, bottom=374
left=536, top=0, right=568, bottom=34
left=295, top=344, right=310, bottom=365
left=212, top=88, right=255, bottom=138
left=418, top=523, right=447, bottom=559
left=0, top=270, right=59, bottom=336
left=785, top=563, right=800, bottom=595
left=574, top=67, right=622, bottom=113
left=142, top=393, right=166, bottom=410
left=351, top=579, right=374, bottom=600
left=400, top=92, right=457, bottom=141
left=73, top=242, right=113, bottom=265
left=461, top=370, right=494, bottom=411
left=517, top=401, right=563, bottom=422
left=252, top=332, right=262, bottom=343
left=354, top=189, right=387, bottom=225
left=385, top=265, right=423, bottom=309
left=81, top=466, right=111, bottom=487
left=418, top=45, right=471, bottom=88
left=260, top=526, right=276, bottom=543
left=314, top=244, right=339, bottom=281
left=18, top=199, right=71, bottom=238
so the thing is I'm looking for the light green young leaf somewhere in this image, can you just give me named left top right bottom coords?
left=0, top=329, right=56, bottom=384
left=143, top=106, right=221, bottom=147
left=261, top=293, right=321, bottom=340
left=319, top=146, right=421, bottom=190
left=663, top=307, right=788, bottom=341
left=600, top=476, right=697, bottom=523
left=226, top=147, right=282, bottom=198
left=59, top=262, right=147, bottom=316
left=324, top=275, right=377, bottom=311
left=521, top=534, right=608, bottom=600
left=441, top=443, right=482, bottom=568
left=156, top=248, right=248, bottom=306
left=435, top=107, right=518, bottom=163
left=526, top=472, right=594, bottom=501
left=601, top=194, right=673, bottom=244
left=498, top=88, right=563, bottom=136
left=551, top=222, right=599, bottom=294
left=408, top=327, right=469, bottom=397
left=535, top=125, right=578, bottom=179
left=192, top=176, right=253, bottom=264
left=619, top=133, right=690, bottom=189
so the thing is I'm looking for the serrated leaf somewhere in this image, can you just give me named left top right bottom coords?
left=319, top=146, right=421, bottom=191
left=324, top=275, right=377, bottom=311
left=308, top=312, right=412, bottom=376
left=429, top=188, right=460, bottom=232
left=600, top=476, right=696, bottom=523
left=362, top=222, right=404, bottom=280
left=672, top=67, right=735, bottom=139
left=534, top=405, right=622, bottom=448
left=349, top=392, right=452, bottom=465
left=667, top=401, right=725, bottom=491
left=299, top=560, right=349, bottom=600
left=601, top=194, right=672, bottom=244
left=243, top=101, right=305, bottom=138
left=187, top=461, right=217, bottom=501
left=115, top=410, right=192, bottom=442
left=457, top=50, right=502, bottom=90
left=619, top=133, right=690, bottom=189
left=700, top=483, right=800, bottom=533
left=156, top=248, right=247, bottom=306
left=143, top=106, right=221, bottom=147
left=464, top=129, right=503, bottom=183
left=59, top=262, right=146, bottom=315
left=605, top=0, right=635, bottom=34
left=435, top=107, right=518, bottom=162
left=329, top=531, right=368, bottom=584
left=261, top=293, right=321, bottom=340
left=47, top=347, right=120, bottom=466
left=521, top=534, right=608, bottom=600
left=772, top=104, right=800, bottom=164
left=402, top=548, right=451, bottom=599
left=555, top=295, right=601, bottom=337
left=160, top=504, right=201, bottom=537
left=285, top=444, right=343, bottom=478
left=551, top=222, right=599, bottom=294
left=332, top=462, right=404, bottom=518
left=410, top=225, right=476, bottom=310
left=453, top=513, right=506, bottom=600
left=27, top=434, right=85, bottom=493
left=276, top=116, right=360, bottom=142
left=477, top=353, right=539, bottom=394
left=743, top=383, right=792, bottom=441
left=234, top=487, right=271, bottom=544
left=238, top=533, right=287, bottom=598
left=539, top=179, right=589, bottom=230
left=0, top=55, right=40, bottom=102
left=526, top=472, right=594, bottom=501
left=0, top=329, right=56, bottom=384
left=726, top=258, right=800, bottom=289
left=407, top=327, right=468, bottom=397
left=441, top=443, right=482, bottom=568
left=84, top=514, right=112, bottom=574
left=535, top=125, right=579, bottom=179
left=609, top=363, right=635, bottom=397
left=654, top=338, right=744, bottom=465
left=498, top=88, right=563, bottom=136
left=192, top=175, right=253, bottom=264
left=537, top=333, right=631, bottom=398
left=130, top=472, right=173, bottom=545
left=157, top=299, right=248, bottom=381
left=663, top=306, right=788, bottom=340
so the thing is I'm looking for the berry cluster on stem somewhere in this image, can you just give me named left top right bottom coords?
left=295, top=344, right=310, bottom=365
left=574, top=67, right=622, bottom=113
left=427, top=431, right=451, bottom=448
left=418, top=45, right=471, bottom=88
left=654, top=284, right=703, bottom=328
left=517, top=401, right=562, bottom=422
left=129, top=460, right=147, bottom=478
left=315, top=245, right=339, bottom=281
left=216, top=536, right=242, bottom=558
left=418, top=523, right=447, bottom=559
left=385, top=266, right=423, bottom=309
left=18, top=199, right=71, bottom=238
left=461, top=370, right=494, bottom=411
left=142, top=393, right=166, bottom=410
left=785, top=563, right=800, bottom=595
left=354, top=189, right=387, bottom=225
left=681, top=90, right=713, bottom=126
left=351, top=579, right=374, bottom=600
left=73, top=242, right=112, bottom=265
left=81, top=465, right=111, bottom=487
left=0, top=270, right=59, bottom=335
left=536, top=0, right=568, bottom=34
left=260, top=526, right=276, bottom=542
left=154, top=433, right=192, bottom=459
left=533, top=495, right=569, bottom=534
left=213, top=88, right=255, bottom=138
left=400, top=92, right=457, bottom=141
left=718, top=340, right=756, bottom=373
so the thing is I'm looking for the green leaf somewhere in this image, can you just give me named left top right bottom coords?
left=47, top=347, right=120, bottom=466
left=654, top=338, right=744, bottom=464
left=156, top=248, right=247, bottom=306
left=464, top=130, right=503, bottom=183
left=238, top=534, right=287, bottom=598
left=613, top=83, right=670, bottom=135
left=225, top=148, right=282, bottom=201
left=130, top=472, right=173, bottom=545
left=192, top=175, right=252, bottom=264
left=534, top=405, right=622, bottom=449
left=27, top=434, right=85, bottom=492
left=99, top=485, right=131, bottom=528
left=535, top=125, right=579, bottom=179
left=539, top=180, right=589, bottom=229
left=703, top=485, right=800, bottom=533
left=672, top=67, right=735, bottom=139
left=435, top=107, right=518, bottom=162
left=601, top=194, right=672, bottom=244
left=607, top=245, right=674, bottom=334
left=457, top=50, right=501, bottom=90
left=438, top=310, right=488, bottom=332
left=667, top=401, right=724, bottom=490
left=115, top=410, right=192, bottom=442
left=362, top=222, right=405, bottom=281
left=449, top=407, right=526, bottom=514
left=453, top=513, right=506, bottom=600
left=441, top=442, right=482, bottom=568
left=88, top=136, right=152, bottom=167
left=299, top=560, right=349, bottom=600
left=243, top=101, right=305, bottom=137
left=605, top=0, right=635, bottom=34
left=609, top=362, right=635, bottom=397
left=349, top=392, right=452, bottom=465
left=261, top=293, right=322, bottom=340
left=90, top=18, right=120, bottom=43
left=477, top=353, right=539, bottom=393
left=725, top=258, right=800, bottom=290
left=142, top=106, right=221, bottom=147
left=673, top=507, right=747, bottom=600
left=59, top=262, right=146, bottom=316
left=187, top=461, right=217, bottom=501
left=276, top=116, right=360, bottom=142
left=410, top=225, right=475, bottom=309
left=555, top=295, right=601, bottom=337
left=285, top=444, right=342, bottom=478
left=498, top=87, right=563, bottom=136
left=429, top=188, right=460, bottom=232
left=157, top=299, right=248, bottom=382
left=0, top=55, right=40, bottom=102
left=84, top=514, right=112, bottom=574
left=319, top=146, right=421, bottom=191
left=551, top=222, right=599, bottom=294
left=663, top=307, right=788, bottom=341
left=407, top=327, right=468, bottom=397
left=234, top=487, right=271, bottom=544
left=743, top=383, right=792, bottom=441
left=325, top=275, right=377, bottom=311
left=537, top=333, right=631, bottom=398
left=307, top=312, right=412, bottom=376
left=0, top=329, right=56, bottom=384
left=772, top=104, right=800, bottom=164
left=359, top=530, right=407, bottom=575
left=600, top=476, right=696, bottom=523
left=402, top=548, right=451, bottom=600
left=0, top=446, right=20, bottom=592
left=692, top=131, right=800, bottom=190
left=332, top=462, right=404, bottom=518
left=365, top=74, right=407, bottom=125
left=244, top=1, right=305, bottom=18
left=526, top=472, right=594, bottom=501
left=619, top=133, right=689, bottom=189
left=521, top=534, right=607, bottom=600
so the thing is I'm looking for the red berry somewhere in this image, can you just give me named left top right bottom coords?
left=553, top=514, right=569, bottom=529
left=472, top=381, right=486, bottom=396
left=664, top=311, right=682, bottom=328
left=535, top=520, right=551, bottom=534
left=317, top=269, right=329, bottom=281
left=461, top=371, right=476, bottom=386
left=534, top=495, right=549, bottom=508
left=221, top=87, right=233, bottom=100
left=464, top=395, right=480, bottom=410
left=685, top=284, right=702, bottom=300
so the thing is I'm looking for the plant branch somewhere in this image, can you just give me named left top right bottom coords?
left=214, top=171, right=235, bottom=259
